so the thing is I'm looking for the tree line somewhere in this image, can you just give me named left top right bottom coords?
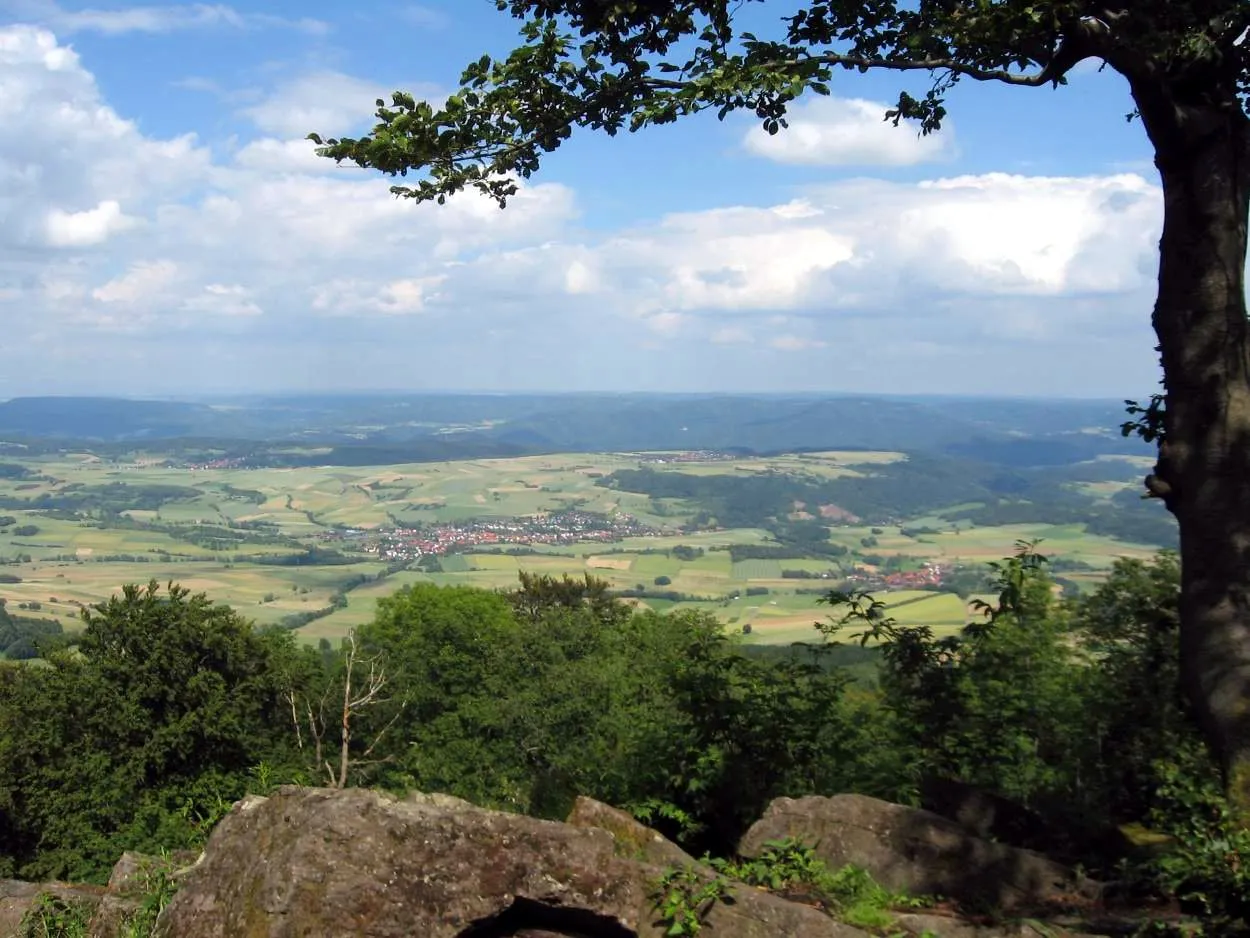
left=3, top=554, right=1247, bottom=924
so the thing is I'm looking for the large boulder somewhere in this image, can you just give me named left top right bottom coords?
left=0, top=850, right=199, bottom=938
left=156, top=786, right=873, bottom=938
left=892, top=913, right=1105, bottom=938
left=738, top=794, right=1101, bottom=913
left=0, top=880, right=103, bottom=938
left=565, top=796, right=696, bottom=869
left=88, top=850, right=199, bottom=938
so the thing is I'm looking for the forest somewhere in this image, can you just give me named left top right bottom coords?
left=1, top=547, right=1245, bottom=929
left=600, top=455, right=1177, bottom=547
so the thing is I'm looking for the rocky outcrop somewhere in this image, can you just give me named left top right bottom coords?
left=565, top=796, right=696, bottom=868
left=892, top=913, right=1106, bottom=938
left=156, top=786, right=872, bottom=938
left=1, top=848, right=197, bottom=938
left=738, top=794, right=1102, bottom=913
left=86, top=850, right=197, bottom=938
left=1, top=880, right=103, bottom=938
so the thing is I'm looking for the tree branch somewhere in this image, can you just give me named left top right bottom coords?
left=805, top=51, right=1054, bottom=86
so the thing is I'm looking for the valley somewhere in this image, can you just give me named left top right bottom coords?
left=0, top=442, right=1168, bottom=652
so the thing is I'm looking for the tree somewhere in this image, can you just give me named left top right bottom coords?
left=312, top=1, right=1250, bottom=809
left=286, top=629, right=404, bottom=789
left=0, top=582, right=297, bottom=880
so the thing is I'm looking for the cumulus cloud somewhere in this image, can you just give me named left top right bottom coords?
left=0, top=25, right=209, bottom=254
left=242, top=71, right=439, bottom=140
left=91, top=259, right=177, bottom=303
left=454, top=169, right=1162, bottom=382
left=311, top=277, right=446, bottom=317
left=0, top=24, right=1164, bottom=397
left=743, top=96, right=953, bottom=166
left=476, top=172, right=1159, bottom=322
left=45, top=199, right=137, bottom=246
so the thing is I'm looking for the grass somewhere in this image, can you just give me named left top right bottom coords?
left=0, top=450, right=1164, bottom=647
left=731, top=559, right=782, bottom=580
left=437, top=554, right=472, bottom=573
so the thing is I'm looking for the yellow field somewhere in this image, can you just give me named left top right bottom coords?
left=0, top=449, right=1165, bottom=648
left=586, top=555, right=634, bottom=570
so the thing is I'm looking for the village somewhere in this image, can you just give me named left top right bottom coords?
left=843, top=560, right=948, bottom=591
left=343, top=510, right=666, bottom=561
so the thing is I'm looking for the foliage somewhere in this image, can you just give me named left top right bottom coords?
left=0, top=604, right=63, bottom=660
left=310, top=0, right=1250, bottom=207
left=649, top=865, right=732, bottom=936
left=309, top=0, right=1250, bottom=833
left=18, top=893, right=93, bottom=938
left=818, top=541, right=1090, bottom=816
left=0, top=582, right=302, bottom=881
left=121, top=852, right=181, bottom=938
left=650, top=839, right=925, bottom=934
left=0, top=547, right=1241, bottom=926
left=1068, top=551, right=1214, bottom=825
left=598, top=461, right=1176, bottom=548
left=714, top=837, right=922, bottom=928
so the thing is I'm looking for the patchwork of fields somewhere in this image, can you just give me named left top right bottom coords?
left=0, top=449, right=1161, bottom=647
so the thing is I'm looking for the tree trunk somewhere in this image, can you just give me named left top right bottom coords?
left=1137, top=90, right=1250, bottom=811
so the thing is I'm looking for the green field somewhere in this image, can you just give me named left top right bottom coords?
left=0, top=449, right=1165, bottom=648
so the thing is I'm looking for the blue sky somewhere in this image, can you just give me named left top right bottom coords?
left=0, top=0, right=1165, bottom=398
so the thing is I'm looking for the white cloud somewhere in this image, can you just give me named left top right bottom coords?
left=459, top=170, right=1162, bottom=373
left=743, top=96, right=953, bottom=167
left=0, top=25, right=210, bottom=252
left=0, top=1, right=327, bottom=35
left=91, top=259, right=177, bottom=303
left=310, top=276, right=447, bottom=317
left=242, top=71, right=439, bottom=140
left=232, top=137, right=327, bottom=174
left=0, top=24, right=1165, bottom=397
left=45, top=199, right=136, bottom=246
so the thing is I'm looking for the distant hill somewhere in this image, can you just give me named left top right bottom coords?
left=0, top=397, right=214, bottom=439
left=0, top=393, right=1153, bottom=466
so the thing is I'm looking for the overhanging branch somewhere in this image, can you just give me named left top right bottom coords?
left=806, top=51, right=1054, bottom=86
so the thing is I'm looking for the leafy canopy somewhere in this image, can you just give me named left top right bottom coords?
left=311, top=0, right=1250, bottom=205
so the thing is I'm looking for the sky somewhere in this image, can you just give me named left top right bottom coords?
left=0, top=0, right=1168, bottom=399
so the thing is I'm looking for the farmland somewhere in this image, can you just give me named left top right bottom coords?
left=0, top=447, right=1167, bottom=649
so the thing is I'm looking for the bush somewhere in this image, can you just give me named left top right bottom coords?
left=4, top=638, right=39, bottom=660
left=654, top=575, right=672, bottom=586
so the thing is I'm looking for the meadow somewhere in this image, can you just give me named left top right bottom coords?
left=0, top=449, right=1163, bottom=647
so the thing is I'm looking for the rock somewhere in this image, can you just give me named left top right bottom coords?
left=738, top=794, right=1101, bottom=913
left=565, top=797, right=696, bottom=868
left=893, top=912, right=1106, bottom=937
left=156, top=786, right=873, bottom=938
left=919, top=779, right=1057, bottom=850
left=88, top=850, right=198, bottom=938
left=0, top=879, right=103, bottom=938
left=919, top=779, right=1131, bottom=868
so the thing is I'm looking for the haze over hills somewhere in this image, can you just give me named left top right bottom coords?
left=0, top=393, right=1151, bottom=466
